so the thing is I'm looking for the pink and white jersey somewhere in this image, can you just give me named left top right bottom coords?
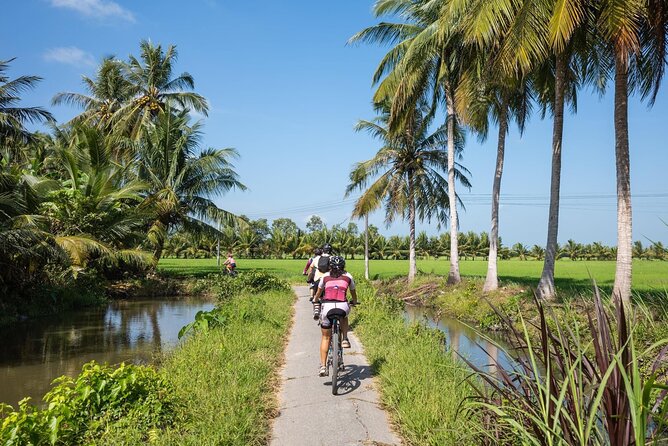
left=318, top=272, right=355, bottom=302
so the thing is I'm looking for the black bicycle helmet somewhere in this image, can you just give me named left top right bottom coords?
left=322, top=243, right=333, bottom=254
left=329, top=255, right=345, bottom=271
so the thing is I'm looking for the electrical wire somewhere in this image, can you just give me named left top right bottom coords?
left=242, top=192, right=668, bottom=219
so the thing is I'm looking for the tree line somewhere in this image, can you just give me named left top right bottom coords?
left=344, top=0, right=668, bottom=305
left=165, top=216, right=667, bottom=262
left=0, top=41, right=243, bottom=302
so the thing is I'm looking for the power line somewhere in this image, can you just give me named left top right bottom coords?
left=242, top=192, right=668, bottom=220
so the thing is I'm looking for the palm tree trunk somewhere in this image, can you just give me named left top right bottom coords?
left=537, top=53, right=567, bottom=300
left=612, top=53, right=632, bottom=306
left=408, top=177, right=417, bottom=283
left=153, top=242, right=164, bottom=264
left=446, top=89, right=461, bottom=284
left=364, top=214, right=370, bottom=280
left=483, top=107, right=508, bottom=292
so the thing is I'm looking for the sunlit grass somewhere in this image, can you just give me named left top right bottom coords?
left=158, top=258, right=668, bottom=293
left=350, top=283, right=479, bottom=445
left=98, top=289, right=294, bottom=446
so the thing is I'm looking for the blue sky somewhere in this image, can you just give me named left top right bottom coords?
left=3, top=0, right=667, bottom=246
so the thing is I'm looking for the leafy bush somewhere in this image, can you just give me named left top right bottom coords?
left=178, top=307, right=227, bottom=339
left=211, top=270, right=290, bottom=300
left=0, top=362, right=178, bottom=445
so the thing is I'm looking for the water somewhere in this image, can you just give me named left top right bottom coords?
left=0, top=298, right=214, bottom=407
left=404, top=305, right=519, bottom=376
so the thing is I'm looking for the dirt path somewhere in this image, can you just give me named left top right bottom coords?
left=270, top=286, right=400, bottom=446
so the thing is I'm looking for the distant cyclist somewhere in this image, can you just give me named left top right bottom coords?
left=312, top=255, right=358, bottom=377
left=222, top=252, right=236, bottom=275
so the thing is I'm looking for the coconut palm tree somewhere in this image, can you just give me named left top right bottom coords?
left=591, top=241, right=608, bottom=261
left=448, top=0, right=594, bottom=299
left=0, top=58, right=53, bottom=149
left=116, top=40, right=209, bottom=140
left=0, top=168, right=65, bottom=293
left=562, top=239, right=583, bottom=261
left=651, top=242, right=666, bottom=261
left=632, top=241, right=646, bottom=260
left=43, top=126, right=146, bottom=246
left=137, top=108, right=245, bottom=262
left=599, top=2, right=668, bottom=304
left=531, top=244, right=546, bottom=261
left=346, top=103, right=470, bottom=282
left=52, top=57, right=132, bottom=132
left=350, top=0, right=473, bottom=285
left=459, top=67, right=532, bottom=290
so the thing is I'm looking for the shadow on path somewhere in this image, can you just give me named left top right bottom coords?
left=323, top=363, right=374, bottom=396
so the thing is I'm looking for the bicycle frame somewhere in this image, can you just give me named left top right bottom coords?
left=326, top=315, right=344, bottom=395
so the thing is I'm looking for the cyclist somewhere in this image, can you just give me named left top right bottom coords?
left=308, top=244, right=332, bottom=302
left=305, top=248, right=321, bottom=293
left=312, top=255, right=358, bottom=377
left=222, top=251, right=236, bottom=274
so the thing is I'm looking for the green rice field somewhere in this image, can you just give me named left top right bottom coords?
left=158, top=258, right=668, bottom=294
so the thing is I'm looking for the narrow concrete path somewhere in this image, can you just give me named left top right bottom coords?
left=270, top=286, right=400, bottom=446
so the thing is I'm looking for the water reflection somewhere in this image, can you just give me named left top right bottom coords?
left=0, top=298, right=214, bottom=407
left=404, top=305, right=515, bottom=377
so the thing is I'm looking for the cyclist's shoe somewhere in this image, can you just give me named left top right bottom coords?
left=312, top=303, right=321, bottom=320
left=341, top=339, right=351, bottom=348
left=318, top=365, right=328, bottom=377
left=308, top=297, right=313, bottom=303
left=339, top=362, right=345, bottom=371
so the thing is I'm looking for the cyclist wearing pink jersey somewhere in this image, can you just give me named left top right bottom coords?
left=312, top=255, right=358, bottom=377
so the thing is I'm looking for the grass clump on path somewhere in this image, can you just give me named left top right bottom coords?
left=350, top=282, right=480, bottom=445
left=98, top=286, right=294, bottom=445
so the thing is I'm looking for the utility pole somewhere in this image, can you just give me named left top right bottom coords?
left=364, top=213, right=369, bottom=280
left=216, top=223, right=221, bottom=268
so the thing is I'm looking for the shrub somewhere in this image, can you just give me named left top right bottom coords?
left=211, top=270, right=290, bottom=301
left=0, top=362, right=179, bottom=445
left=178, top=307, right=227, bottom=339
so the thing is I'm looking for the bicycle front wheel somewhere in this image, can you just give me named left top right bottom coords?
left=331, top=320, right=339, bottom=395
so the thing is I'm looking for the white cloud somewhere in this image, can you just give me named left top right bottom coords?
left=44, top=47, right=96, bottom=67
left=50, top=0, right=136, bottom=22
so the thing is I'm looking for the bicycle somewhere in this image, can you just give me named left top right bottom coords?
left=323, top=302, right=358, bottom=395
left=221, top=266, right=238, bottom=277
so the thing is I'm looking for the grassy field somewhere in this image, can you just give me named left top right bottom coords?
left=159, top=258, right=668, bottom=294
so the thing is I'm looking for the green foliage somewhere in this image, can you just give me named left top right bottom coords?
left=0, top=362, right=178, bottom=445
left=209, top=269, right=290, bottom=301
left=178, top=307, right=227, bottom=339
left=0, top=58, right=53, bottom=146
left=1, top=42, right=243, bottom=321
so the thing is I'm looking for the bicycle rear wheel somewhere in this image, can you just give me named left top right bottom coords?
left=331, top=319, right=339, bottom=395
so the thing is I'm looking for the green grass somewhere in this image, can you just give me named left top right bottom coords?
left=350, top=283, right=479, bottom=445
left=158, top=258, right=668, bottom=294
left=98, top=289, right=294, bottom=446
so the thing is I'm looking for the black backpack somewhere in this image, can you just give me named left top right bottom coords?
left=317, top=255, right=330, bottom=273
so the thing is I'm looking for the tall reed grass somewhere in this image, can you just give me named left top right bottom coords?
left=462, top=288, right=668, bottom=445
